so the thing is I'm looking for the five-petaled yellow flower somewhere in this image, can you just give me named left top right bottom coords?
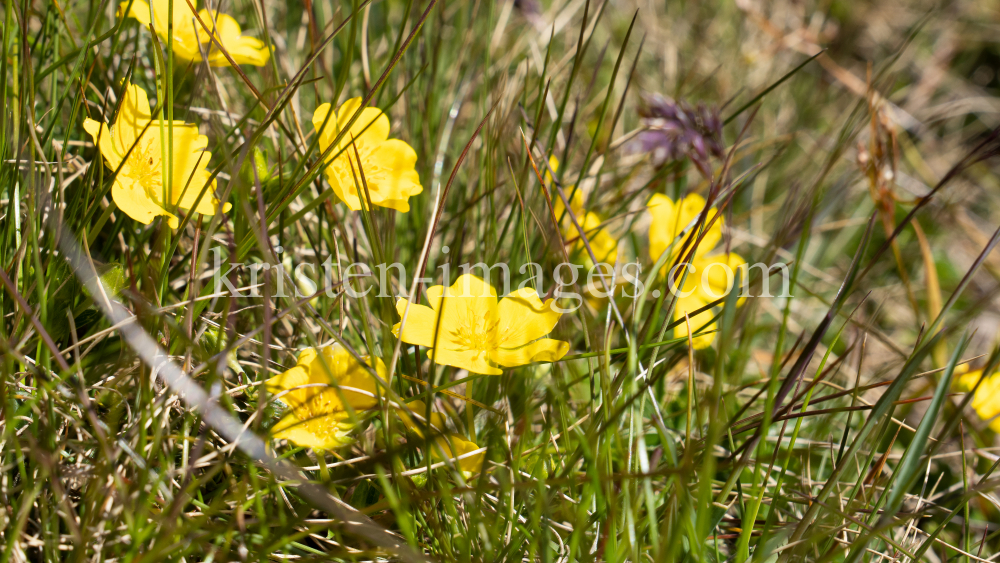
left=265, top=345, right=388, bottom=450
left=397, top=400, right=484, bottom=475
left=549, top=157, right=619, bottom=267
left=312, top=98, right=423, bottom=213
left=83, top=82, right=230, bottom=228
left=394, top=274, right=569, bottom=375
left=120, top=0, right=270, bottom=67
left=648, top=193, right=745, bottom=349
left=956, top=369, right=1000, bottom=432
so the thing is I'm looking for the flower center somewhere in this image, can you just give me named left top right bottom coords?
left=122, top=129, right=164, bottom=201
left=451, top=309, right=499, bottom=357
left=291, top=390, right=347, bottom=438
left=301, top=390, right=338, bottom=419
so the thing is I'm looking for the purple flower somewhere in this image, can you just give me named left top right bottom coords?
left=635, top=93, right=725, bottom=179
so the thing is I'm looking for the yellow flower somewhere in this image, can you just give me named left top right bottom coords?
left=393, top=274, right=569, bottom=375
left=549, top=157, right=619, bottom=266
left=265, top=345, right=389, bottom=450
left=559, top=193, right=619, bottom=267
left=648, top=193, right=744, bottom=349
left=83, top=82, right=230, bottom=228
left=119, top=0, right=270, bottom=67
left=546, top=157, right=621, bottom=312
left=397, top=400, right=484, bottom=475
left=648, top=192, right=721, bottom=264
left=956, top=370, right=1000, bottom=432
left=312, top=98, right=423, bottom=213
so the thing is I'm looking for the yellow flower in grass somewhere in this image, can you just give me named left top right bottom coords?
left=648, top=193, right=721, bottom=263
left=265, top=345, right=389, bottom=450
left=548, top=158, right=623, bottom=312
left=83, top=82, right=230, bottom=228
left=397, top=400, right=484, bottom=475
left=119, top=0, right=270, bottom=66
left=548, top=157, right=619, bottom=267
left=648, top=193, right=745, bottom=349
left=394, top=274, right=569, bottom=375
left=956, top=370, right=1000, bottom=432
left=312, top=98, right=423, bottom=212
left=574, top=213, right=620, bottom=266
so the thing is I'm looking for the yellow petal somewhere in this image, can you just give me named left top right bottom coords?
left=296, top=347, right=320, bottom=366
left=170, top=34, right=207, bottom=64
left=197, top=11, right=270, bottom=67
left=193, top=8, right=228, bottom=42
left=120, top=0, right=204, bottom=61
left=648, top=193, right=676, bottom=265
left=148, top=0, right=172, bottom=28
left=672, top=293, right=716, bottom=349
left=312, top=103, right=336, bottom=148
left=326, top=166, right=364, bottom=211
left=397, top=400, right=447, bottom=436
left=589, top=227, right=619, bottom=266
left=648, top=193, right=721, bottom=268
left=680, top=193, right=721, bottom=255
left=272, top=411, right=353, bottom=450
left=396, top=403, right=485, bottom=474
left=495, top=338, right=569, bottom=367
left=90, top=82, right=225, bottom=231
left=158, top=6, right=206, bottom=64
left=408, top=275, right=498, bottom=337
left=429, top=346, right=502, bottom=375
left=307, top=345, right=386, bottom=411
left=264, top=364, right=309, bottom=396
left=955, top=369, right=984, bottom=392
left=313, top=98, right=419, bottom=213
left=554, top=186, right=586, bottom=221
left=692, top=252, right=746, bottom=301
left=114, top=82, right=154, bottom=156
left=366, top=139, right=423, bottom=213
left=163, top=123, right=207, bottom=176
left=424, top=283, right=446, bottom=310
left=954, top=370, right=1000, bottom=428
left=954, top=368, right=1000, bottom=431
left=118, top=0, right=151, bottom=25
left=441, top=275, right=499, bottom=332
left=158, top=0, right=200, bottom=36
left=165, top=124, right=220, bottom=215
left=227, top=39, right=269, bottom=66
left=567, top=212, right=618, bottom=267
left=444, top=273, right=498, bottom=304
left=394, top=299, right=445, bottom=349
left=173, top=7, right=203, bottom=43
left=173, top=172, right=221, bottom=216
left=313, top=102, right=365, bottom=211
left=496, top=287, right=561, bottom=348
left=968, top=373, right=1000, bottom=424
left=83, top=118, right=122, bottom=169
left=432, top=434, right=485, bottom=475
left=264, top=364, right=312, bottom=408
left=335, top=98, right=390, bottom=148
left=547, top=157, right=585, bottom=219
left=546, top=155, right=559, bottom=178
left=111, top=175, right=176, bottom=227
